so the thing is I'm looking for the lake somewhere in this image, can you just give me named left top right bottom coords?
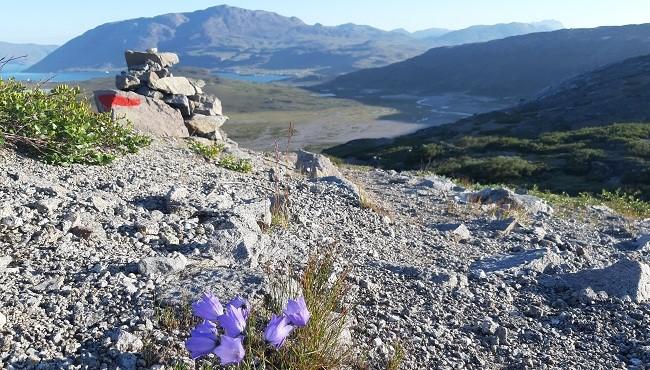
left=1, top=64, right=288, bottom=84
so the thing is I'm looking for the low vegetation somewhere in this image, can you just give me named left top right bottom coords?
left=328, top=123, right=650, bottom=200
left=218, top=155, right=253, bottom=173
left=189, top=141, right=225, bottom=160
left=0, top=76, right=150, bottom=165
left=530, top=188, right=650, bottom=219
left=189, top=141, right=253, bottom=173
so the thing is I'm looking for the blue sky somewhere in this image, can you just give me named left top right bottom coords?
left=3, top=0, right=650, bottom=44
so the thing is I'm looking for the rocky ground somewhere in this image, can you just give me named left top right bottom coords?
left=1, top=139, right=649, bottom=370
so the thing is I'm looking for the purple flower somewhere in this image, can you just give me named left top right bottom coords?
left=228, top=296, right=250, bottom=320
left=192, top=292, right=224, bottom=322
left=218, top=304, right=247, bottom=338
left=264, top=315, right=294, bottom=348
left=284, top=296, right=310, bottom=327
left=185, top=321, right=219, bottom=359
left=213, top=335, right=245, bottom=365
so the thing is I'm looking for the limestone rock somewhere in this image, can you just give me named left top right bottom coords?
left=135, top=86, right=164, bottom=100
left=112, top=329, right=143, bottom=353
left=203, top=199, right=272, bottom=268
left=125, top=50, right=179, bottom=69
left=185, top=114, right=228, bottom=138
left=466, top=188, right=553, bottom=216
left=553, top=259, right=650, bottom=303
left=419, top=176, right=457, bottom=192
left=149, top=77, right=198, bottom=96
left=137, top=253, right=188, bottom=278
left=116, top=74, right=141, bottom=91
left=451, top=224, right=471, bottom=241
left=158, top=266, right=266, bottom=307
left=296, top=150, right=342, bottom=179
left=0, top=256, right=11, bottom=271
left=471, top=248, right=562, bottom=275
left=94, top=90, right=189, bottom=137
left=164, top=94, right=192, bottom=118
left=194, top=95, right=223, bottom=116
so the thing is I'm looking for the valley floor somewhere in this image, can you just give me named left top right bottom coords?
left=1, top=141, right=649, bottom=369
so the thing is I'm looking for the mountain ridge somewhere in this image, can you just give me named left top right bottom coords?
left=26, top=5, right=562, bottom=78
left=323, top=23, right=650, bottom=99
left=0, top=41, right=58, bottom=65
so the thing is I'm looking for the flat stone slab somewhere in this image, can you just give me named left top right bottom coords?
left=549, top=259, right=650, bottom=303
left=125, top=50, right=179, bottom=69
left=94, top=90, right=189, bottom=138
left=157, top=263, right=267, bottom=306
left=471, top=248, right=561, bottom=274
left=185, top=114, right=228, bottom=137
left=418, top=176, right=457, bottom=192
left=464, top=188, right=554, bottom=216
left=149, top=77, right=198, bottom=96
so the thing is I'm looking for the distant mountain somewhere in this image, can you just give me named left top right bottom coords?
left=323, top=24, right=650, bottom=99
left=0, top=41, right=58, bottom=65
left=27, top=5, right=565, bottom=78
left=325, top=55, right=650, bottom=195
left=424, top=20, right=562, bottom=46
left=27, top=5, right=428, bottom=76
left=411, top=28, right=451, bottom=39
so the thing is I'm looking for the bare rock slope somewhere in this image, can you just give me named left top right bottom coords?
left=1, top=141, right=649, bottom=369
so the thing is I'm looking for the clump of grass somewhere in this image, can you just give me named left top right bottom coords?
left=0, top=79, right=150, bottom=165
left=386, top=343, right=405, bottom=370
left=219, top=154, right=253, bottom=173
left=189, top=141, right=225, bottom=160
left=270, top=250, right=352, bottom=369
left=155, top=303, right=196, bottom=332
left=356, top=182, right=390, bottom=216
left=270, top=196, right=291, bottom=230
left=191, top=250, right=353, bottom=370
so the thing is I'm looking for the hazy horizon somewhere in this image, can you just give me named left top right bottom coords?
left=2, top=0, right=650, bottom=44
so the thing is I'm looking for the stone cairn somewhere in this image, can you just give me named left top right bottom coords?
left=94, top=49, right=228, bottom=140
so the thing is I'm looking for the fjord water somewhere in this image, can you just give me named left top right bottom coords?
left=1, top=64, right=287, bottom=84
left=0, top=63, right=109, bottom=82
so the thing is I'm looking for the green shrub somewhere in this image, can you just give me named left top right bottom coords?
left=419, top=143, right=444, bottom=160
left=219, top=154, right=253, bottom=173
left=629, top=140, right=650, bottom=158
left=189, top=141, right=225, bottom=160
left=436, top=156, right=543, bottom=183
left=0, top=80, right=150, bottom=165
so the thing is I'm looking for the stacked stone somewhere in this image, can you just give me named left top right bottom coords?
left=96, top=49, right=228, bottom=140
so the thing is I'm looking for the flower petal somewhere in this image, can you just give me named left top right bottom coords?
left=284, top=296, right=310, bottom=327
left=185, top=323, right=219, bottom=360
left=213, top=335, right=245, bottom=365
left=218, top=304, right=247, bottom=338
left=192, top=292, right=224, bottom=322
left=228, top=296, right=250, bottom=320
left=264, top=315, right=294, bottom=348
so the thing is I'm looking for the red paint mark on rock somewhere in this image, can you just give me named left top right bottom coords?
left=98, top=94, right=141, bottom=110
